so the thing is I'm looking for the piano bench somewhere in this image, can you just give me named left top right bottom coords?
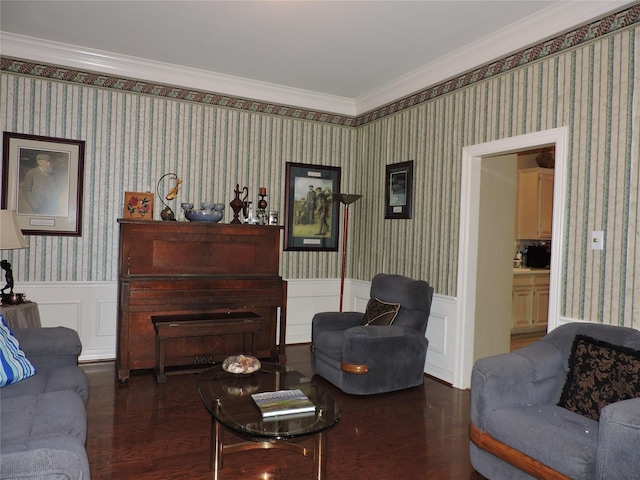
left=151, top=312, right=264, bottom=383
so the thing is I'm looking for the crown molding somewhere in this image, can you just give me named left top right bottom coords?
left=1, top=1, right=635, bottom=117
left=0, top=32, right=357, bottom=117
left=355, top=0, right=635, bottom=114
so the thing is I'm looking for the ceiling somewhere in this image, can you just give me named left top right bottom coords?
left=0, top=1, right=634, bottom=115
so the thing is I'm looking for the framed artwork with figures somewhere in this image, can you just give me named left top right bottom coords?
left=2, top=132, right=85, bottom=236
left=283, top=162, right=341, bottom=251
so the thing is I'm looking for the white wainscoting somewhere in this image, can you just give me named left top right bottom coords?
left=15, top=279, right=459, bottom=383
left=285, top=279, right=341, bottom=345
left=15, top=281, right=118, bottom=363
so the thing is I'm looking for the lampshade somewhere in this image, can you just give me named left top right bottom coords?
left=334, top=193, right=362, bottom=205
left=0, top=210, right=28, bottom=250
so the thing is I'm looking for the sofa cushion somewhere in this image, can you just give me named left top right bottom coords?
left=558, top=334, right=640, bottom=421
left=0, top=365, right=90, bottom=404
left=0, top=315, right=36, bottom=387
left=487, top=404, right=598, bottom=480
left=361, top=297, right=400, bottom=326
left=1, top=390, right=87, bottom=448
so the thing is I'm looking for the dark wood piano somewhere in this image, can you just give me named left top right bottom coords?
left=116, top=219, right=287, bottom=382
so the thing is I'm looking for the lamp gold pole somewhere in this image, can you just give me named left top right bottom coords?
left=334, top=194, right=362, bottom=312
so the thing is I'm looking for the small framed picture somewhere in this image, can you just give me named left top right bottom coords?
left=123, top=192, right=154, bottom=219
left=284, top=162, right=341, bottom=251
left=385, top=160, right=414, bottom=219
left=1, top=132, right=85, bottom=236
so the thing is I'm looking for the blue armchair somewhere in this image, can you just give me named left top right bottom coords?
left=311, top=274, right=433, bottom=395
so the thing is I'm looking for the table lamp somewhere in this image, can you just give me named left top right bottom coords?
left=334, top=193, right=362, bottom=311
left=0, top=210, right=29, bottom=305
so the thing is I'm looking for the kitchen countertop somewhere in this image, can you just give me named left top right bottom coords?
left=513, top=268, right=551, bottom=275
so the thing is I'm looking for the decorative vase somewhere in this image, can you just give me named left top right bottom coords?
left=535, top=148, right=555, bottom=169
left=230, top=184, right=249, bottom=224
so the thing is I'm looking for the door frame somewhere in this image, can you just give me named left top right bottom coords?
left=454, top=127, right=568, bottom=389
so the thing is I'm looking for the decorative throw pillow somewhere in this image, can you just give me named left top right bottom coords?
left=0, top=315, right=37, bottom=387
left=361, top=297, right=401, bottom=326
left=557, top=334, right=640, bottom=421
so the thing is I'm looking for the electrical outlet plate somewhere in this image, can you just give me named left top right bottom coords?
left=592, top=231, right=604, bottom=250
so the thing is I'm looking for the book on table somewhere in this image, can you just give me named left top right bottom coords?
left=251, top=389, right=316, bottom=417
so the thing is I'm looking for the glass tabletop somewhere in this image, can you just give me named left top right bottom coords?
left=197, top=362, right=341, bottom=441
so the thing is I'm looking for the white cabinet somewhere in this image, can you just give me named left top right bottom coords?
left=512, top=272, right=549, bottom=333
left=516, top=168, right=554, bottom=240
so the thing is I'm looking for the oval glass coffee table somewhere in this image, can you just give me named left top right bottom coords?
left=197, top=362, right=341, bottom=480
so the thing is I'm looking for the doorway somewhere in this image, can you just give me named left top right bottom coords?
left=453, top=127, right=568, bottom=389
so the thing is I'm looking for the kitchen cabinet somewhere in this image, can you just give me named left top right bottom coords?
left=516, top=167, right=554, bottom=240
left=512, top=270, right=549, bottom=333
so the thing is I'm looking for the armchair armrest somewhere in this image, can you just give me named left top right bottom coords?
left=596, top=398, right=640, bottom=480
left=471, top=340, right=566, bottom=428
left=12, top=327, right=82, bottom=370
left=341, top=325, right=428, bottom=370
left=312, top=311, right=363, bottom=337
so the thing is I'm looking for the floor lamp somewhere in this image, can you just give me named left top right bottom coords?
left=334, top=193, right=362, bottom=311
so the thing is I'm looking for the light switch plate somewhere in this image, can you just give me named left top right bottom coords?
left=592, top=231, right=604, bottom=250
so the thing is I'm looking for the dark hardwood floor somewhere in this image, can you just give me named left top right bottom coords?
left=81, top=339, right=531, bottom=480
left=510, top=331, right=545, bottom=351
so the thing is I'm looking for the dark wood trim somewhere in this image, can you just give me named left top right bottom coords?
left=469, top=423, right=571, bottom=480
left=340, top=362, right=368, bottom=374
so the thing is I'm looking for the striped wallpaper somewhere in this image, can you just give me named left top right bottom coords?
left=1, top=7, right=639, bottom=327
left=0, top=81, right=357, bottom=281
left=353, top=25, right=639, bottom=327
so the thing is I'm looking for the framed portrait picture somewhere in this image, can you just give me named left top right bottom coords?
left=385, top=160, right=414, bottom=219
left=284, top=162, right=341, bottom=251
left=1, top=132, right=85, bottom=236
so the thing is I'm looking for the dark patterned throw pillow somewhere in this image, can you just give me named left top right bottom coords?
left=557, top=334, right=640, bottom=421
left=361, top=298, right=401, bottom=326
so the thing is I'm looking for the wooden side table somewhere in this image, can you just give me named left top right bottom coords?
left=0, top=302, right=42, bottom=329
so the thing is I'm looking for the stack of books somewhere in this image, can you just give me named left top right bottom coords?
left=251, top=389, right=316, bottom=418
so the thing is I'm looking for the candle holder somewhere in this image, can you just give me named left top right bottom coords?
left=257, top=194, right=268, bottom=224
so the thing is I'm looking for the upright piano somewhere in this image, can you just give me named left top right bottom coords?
left=116, top=219, right=287, bottom=381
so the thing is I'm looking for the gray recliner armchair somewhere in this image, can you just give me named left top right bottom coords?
left=470, top=322, right=640, bottom=480
left=311, top=273, right=433, bottom=395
